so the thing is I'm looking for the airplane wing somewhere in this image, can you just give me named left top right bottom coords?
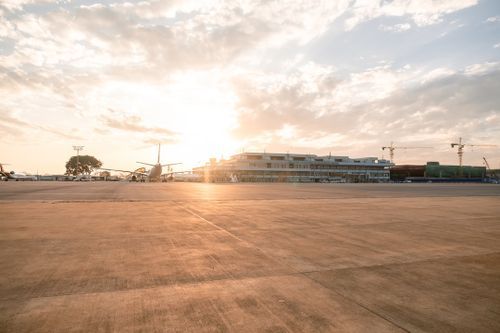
left=136, top=162, right=156, bottom=167
left=99, top=168, right=149, bottom=176
left=161, top=170, right=190, bottom=176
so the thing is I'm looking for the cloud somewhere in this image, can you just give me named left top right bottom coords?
left=101, top=109, right=176, bottom=136
left=0, top=111, right=31, bottom=127
left=355, top=68, right=500, bottom=143
left=232, top=62, right=419, bottom=141
left=232, top=62, right=339, bottom=138
left=420, top=67, right=456, bottom=84
left=379, top=23, right=411, bottom=32
left=37, top=126, right=83, bottom=141
left=1, top=0, right=480, bottom=118
left=100, top=110, right=179, bottom=147
left=485, top=16, right=500, bottom=23
left=143, top=137, right=177, bottom=145
left=231, top=61, right=500, bottom=158
left=345, top=0, right=478, bottom=30
left=0, top=110, right=83, bottom=140
left=0, top=123, right=24, bottom=136
left=464, top=62, right=499, bottom=76
left=0, top=112, right=33, bottom=137
left=1, top=0, right=353, bottom=81
left=0, top=0, right=56, bottom=12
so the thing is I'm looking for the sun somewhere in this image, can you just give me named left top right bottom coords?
left=156, top=71, right=242, bottom=167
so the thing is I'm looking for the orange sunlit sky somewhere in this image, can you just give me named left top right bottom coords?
left=1, top=0, right=500, bottom=174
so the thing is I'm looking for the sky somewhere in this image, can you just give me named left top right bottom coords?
left=1, top=0, right=500, bottom=174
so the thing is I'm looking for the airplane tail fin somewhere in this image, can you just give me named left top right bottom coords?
left=0, top=163, right=8, bottom=174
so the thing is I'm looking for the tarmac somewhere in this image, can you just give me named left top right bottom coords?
left=1, top=182, right=499, bottom=332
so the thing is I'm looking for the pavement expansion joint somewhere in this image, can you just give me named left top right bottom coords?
left=1, top=271, right=300, bottom=303
left=297, top=250, right=500, bottom=275
left=305, top=273, right=412, bottom=333
left=174, top=201, right=302, bottom=275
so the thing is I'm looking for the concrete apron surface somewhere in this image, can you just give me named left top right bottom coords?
left=0, top=182, right=499, bottom=332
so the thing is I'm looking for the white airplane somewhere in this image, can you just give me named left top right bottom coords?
left=100, top=144, right=182, bottom=182
left=0, top=163, right=37, bottom=181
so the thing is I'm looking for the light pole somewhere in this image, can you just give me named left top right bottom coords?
left=72, top=145, right=84, bottom=177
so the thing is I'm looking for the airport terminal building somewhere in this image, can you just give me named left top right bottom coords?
left=193, top=152, right=391, bottom=183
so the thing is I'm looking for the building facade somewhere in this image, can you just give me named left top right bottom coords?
left=193, top=152, right=391, bottom=183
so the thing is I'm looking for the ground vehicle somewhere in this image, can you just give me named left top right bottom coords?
left=73, top=175, right=91, bottom=181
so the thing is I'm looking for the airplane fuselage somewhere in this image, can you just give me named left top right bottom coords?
left=0, top=164, right=36, bottom=181
left=148, top=164, right=162, bottom=181
left=4, top=172, right=36, bottom=181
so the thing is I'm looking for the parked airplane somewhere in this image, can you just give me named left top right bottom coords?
left=0, top=163, right=37, bottom=181
left=100, top=144, right=182, bottom=182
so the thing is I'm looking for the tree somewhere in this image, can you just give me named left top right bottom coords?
left=65, top=155, right=102, bottom=176
left=99, top=171, right=111, bottom=178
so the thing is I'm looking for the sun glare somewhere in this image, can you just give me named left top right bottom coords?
left=84, top=69, right=244, bottom=168
left=163, top=72, right=242, bottom=166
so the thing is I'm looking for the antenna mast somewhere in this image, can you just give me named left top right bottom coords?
left=72, top=145, right=84, bottom=176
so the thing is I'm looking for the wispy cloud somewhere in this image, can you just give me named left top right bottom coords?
left=0, top=111, right=83, bottom=140
left=143, top=137, right=177, bottom=145
left=101, top=109, right=176, bottom=136
left=485, top=16, right=500, bottom=23
left=0, top=111, right=31, bottom=127
left=37, top=126, right=83, bottom=141
left=379, top=23, right=411, bottom=32
left=345, top=0, right=477, bottom=30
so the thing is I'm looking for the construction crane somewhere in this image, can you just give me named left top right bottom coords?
left=483, top=157, right=498, bottom=180
left=450, top=137, right=497, bottom=168
left=381, top=142, right=432, bottom=164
